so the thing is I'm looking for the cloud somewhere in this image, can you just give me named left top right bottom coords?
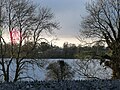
left=32, top=0, right=90, bottom=46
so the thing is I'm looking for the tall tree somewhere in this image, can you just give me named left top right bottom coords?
left=0, top=0, right=59, bottom=82
left=80, top=0, right=120, bottom=79
left=46, top=60, right=74, bottom=80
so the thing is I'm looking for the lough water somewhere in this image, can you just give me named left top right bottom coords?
left=0, top=59, right=112, bottom=81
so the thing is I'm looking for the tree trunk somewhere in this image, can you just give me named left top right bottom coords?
left=111, top=62, right=120, bottom=79
left=14, top=60, right=19, bottom=82
left=109, top=49, right=120, bottom=79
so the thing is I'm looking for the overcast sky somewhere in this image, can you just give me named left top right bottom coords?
left=32, top=0, right=91, bottom=47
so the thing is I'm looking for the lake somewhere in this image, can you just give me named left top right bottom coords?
left=0, top=59, right=112, bottom=81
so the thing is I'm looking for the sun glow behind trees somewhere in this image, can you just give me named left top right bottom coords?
left=10, top=28, right=21, bottom=44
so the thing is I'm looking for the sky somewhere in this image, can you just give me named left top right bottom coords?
left=31, top=0, right=91, bottom=47
left=2, top=0, right=91, bottom=47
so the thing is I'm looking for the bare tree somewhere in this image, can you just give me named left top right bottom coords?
left=74, top=59, right=112, bottom=80
left=0, top=0, right=59, bottom=82
left=80, top=0, right=120, bottom=79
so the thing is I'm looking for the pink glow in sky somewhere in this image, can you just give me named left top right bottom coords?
left=10, top=29, right=21, bottom=44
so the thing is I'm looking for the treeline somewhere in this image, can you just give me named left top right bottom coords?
left=0, top=42, right=109, bottom=59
